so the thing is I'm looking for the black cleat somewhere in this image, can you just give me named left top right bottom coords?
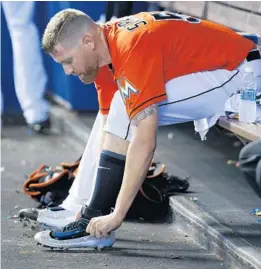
left=18, top=208, right=39, bottom=221
left=28, top=117, right=51, bottom=134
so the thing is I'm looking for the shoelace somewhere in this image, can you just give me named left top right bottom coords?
left=62, top=217, right=89, bottom=232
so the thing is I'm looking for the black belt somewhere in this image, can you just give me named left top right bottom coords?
left=246, top=50, right=261, bottom=62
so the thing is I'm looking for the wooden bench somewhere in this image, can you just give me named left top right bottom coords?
left=217, top=117, right=261, bottom=143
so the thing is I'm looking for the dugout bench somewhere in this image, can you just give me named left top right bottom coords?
left=217, top=117, right=261, bottom=143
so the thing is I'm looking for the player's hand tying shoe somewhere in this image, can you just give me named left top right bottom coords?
left=86, top=211, right=123, bottom=238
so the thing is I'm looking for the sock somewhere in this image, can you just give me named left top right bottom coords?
left=87, top=150, right=126, bottom=215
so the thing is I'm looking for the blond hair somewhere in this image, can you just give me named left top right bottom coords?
left=42, top=8, right=96, bottom=53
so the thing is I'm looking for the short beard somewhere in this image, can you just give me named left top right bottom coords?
left=79, top=63, right=99, bottom=85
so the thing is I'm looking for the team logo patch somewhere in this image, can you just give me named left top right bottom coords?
left=117, top=77, right=140, bottom=104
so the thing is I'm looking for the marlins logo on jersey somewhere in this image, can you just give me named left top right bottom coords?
left=117, top=77, right=140, bottom=104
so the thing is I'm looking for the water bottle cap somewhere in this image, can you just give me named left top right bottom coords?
left=245, top=66, right=253, bottom=73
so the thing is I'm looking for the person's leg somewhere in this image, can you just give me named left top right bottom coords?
left=2, top=2, right=49, bottom=125
left=61, top=112, right=105, bottom=212
left=34, top=91, right=130, bottom=248
left=42, top=91, right=130, bottom=223
left=33, top=112, right=106, bottom=228
left=158, top=68, right=241, bottom=126
left=84, top=91, right=131, bottom=216
left=21, top=110, right=128, bottom=228
left=158, top=54, right=261, bottom=129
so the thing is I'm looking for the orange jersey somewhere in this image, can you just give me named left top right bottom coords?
left=94, top=65, right=118, bottom=115
left=103, top=11, right=255, bottom=119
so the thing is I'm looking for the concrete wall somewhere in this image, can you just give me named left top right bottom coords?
left=158, top=1, right=261, bottom=35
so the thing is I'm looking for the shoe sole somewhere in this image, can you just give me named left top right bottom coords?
left=37, top=243, right=113, bottom=251
left=37, top=210, right=74, bottom=220
left=34, top=231, right=116, bottom=250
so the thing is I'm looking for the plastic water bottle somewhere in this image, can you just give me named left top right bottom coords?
left=239, top=67, right=257, bottom=123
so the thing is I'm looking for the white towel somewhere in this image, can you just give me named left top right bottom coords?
left=194, top=93, right=261, bottom=141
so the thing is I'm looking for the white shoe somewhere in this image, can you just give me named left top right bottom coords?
left=38, top=215, right=76, bottom=230
left=34, top=229, right=116, bottom=249
left=38, top=206, right=75, bottom=219
left=37, top=207, right=76, bottom=229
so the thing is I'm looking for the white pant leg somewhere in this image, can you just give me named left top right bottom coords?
left=158, top=68, right=242, bottom=125
left=104, top=90, right=132, bottom=141
left=63, top=92, right=131, bottom=210
left=158, top=57, right=261, bottom=126
left=61, top=112, right=103, bottom=212
left=63, top=95, right=132, bottom=212
left=2, top=1, right=49, bottom=124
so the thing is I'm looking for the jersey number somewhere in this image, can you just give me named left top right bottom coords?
left=118, top=12, right=200, bottom=32
left=118, top=17, right=147, bottom=31
left=151, top=11, right=201, bottom=24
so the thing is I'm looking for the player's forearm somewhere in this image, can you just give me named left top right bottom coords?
left=114, top=136, right=156, bottom=220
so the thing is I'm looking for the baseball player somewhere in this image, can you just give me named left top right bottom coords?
left=34, top=9, right=261, bottom=248
left=20, top=63, right=187, bottom=228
